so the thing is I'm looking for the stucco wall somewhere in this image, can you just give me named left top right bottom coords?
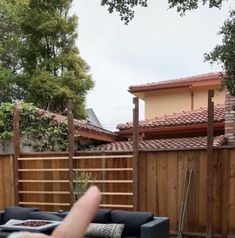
left=144, top=87, right=225, bottom=119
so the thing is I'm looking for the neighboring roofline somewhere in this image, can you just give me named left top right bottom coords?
left=86, top=108, right=102, bottom=127
left=128, top=72, right=223, bottom=94
left=89, top=135, right=227, bottom=152
left=38, top=108, right=119, bottom=142
left=117, top=122, right=224, bottom=137
left=75, top=127, right=123, bottom=142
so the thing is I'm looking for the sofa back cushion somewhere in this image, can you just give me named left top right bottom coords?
left=3, top=206, right=40, bottom=223
left=29, top=212, right=63, bottom=221
left=92, top=209, right=111, bottom=223
left=111, top=210, right=153, bottom=237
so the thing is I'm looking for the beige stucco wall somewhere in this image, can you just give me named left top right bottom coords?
left=144, top=87, right=225, bottom=119
left=145, top=88, right=191, bottom=118
left=193, top=88, right=225, bottom=109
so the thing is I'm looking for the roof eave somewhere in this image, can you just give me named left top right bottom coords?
left=128, top=79, right=221, bottom=94
left=117, top=122, right=224, bottom=137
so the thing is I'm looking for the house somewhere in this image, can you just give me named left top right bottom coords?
left=129, top=72, right=224, bottom=119
left=86, top=108, right=102, bottom=127
left=38, top=110, right=121, bottom=150
left=93, top=104, right=226, bottom=151
left=91, top=72, right=235, bottom=151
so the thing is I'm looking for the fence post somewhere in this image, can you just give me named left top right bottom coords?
left=206, top=90, right=214, bottom=238
left=67, top=101, right=75, bottom=207
left=133, top=97, right=139, bottom=211
left=13, top=106, right=20, bottom=205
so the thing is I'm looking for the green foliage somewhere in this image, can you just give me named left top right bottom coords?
left=0, top=102, right=68, bottom=152
left=0, top=102, right=14, bottom=149
left=168, top=0, right=224, bottom=15
left=100, top=0, right=228, bottom=23
left=205, top=10, right=235, bottom=97
left=0, top=0, right=93, bottom=118
left=72, top=171, right=94, bottom=200
left=0, top=67, right=14, bottom=102
left=101, top=0, right=148, bottom=24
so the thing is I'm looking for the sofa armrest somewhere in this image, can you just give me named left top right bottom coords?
left=141, top=217, right=169, bottom=238
left=0, top=231, right=11, bottom=238
left=0, top=211, right=4, bottom=225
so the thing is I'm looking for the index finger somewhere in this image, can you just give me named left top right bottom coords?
left=52, top=186, right=101, bottom=238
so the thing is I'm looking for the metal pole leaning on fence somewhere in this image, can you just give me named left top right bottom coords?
left=177, top=169, right=193, bottom=238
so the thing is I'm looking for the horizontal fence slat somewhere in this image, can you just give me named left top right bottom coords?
left=73, top=168, right=133, bottom=172
left=73, top=155, right=133, bottom=159
left=19, top=180, right=133, bottom=183
left=19, top=191, right=133, bottom=196
left=19, top=191, right=70, bottom=194
left=19, top=180, right=69, bottom=183
left=101, top=192, right=133, bottom=196
left=19, top=169, right=69, bottom=172
left=18, top=157, right=69, bottom=161
left=19, top=202, right=70, bottom=206
left=73, top=180, right=133, bottom=184
left=100, top=204, right=134, bottom=208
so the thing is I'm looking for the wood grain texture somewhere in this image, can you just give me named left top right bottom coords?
left=1, top=147, right=235, bottom=236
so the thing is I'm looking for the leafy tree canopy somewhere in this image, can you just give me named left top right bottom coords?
left=205, top=10, right=235, bottom=97
left=100, top=0, right=225, bottom=24
left=0, top=0, right=93, bottom=118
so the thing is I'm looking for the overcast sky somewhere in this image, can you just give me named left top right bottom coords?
left=72, top=0, right=234, bottom=131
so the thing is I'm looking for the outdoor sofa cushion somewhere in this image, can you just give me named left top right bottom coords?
left=111, top=210, right=154, bottom=237
left=92, top=209, right=111, bottom=223
left=28, top=211, right=63, bottom=221
left=3, top=206, right=40, bottom=223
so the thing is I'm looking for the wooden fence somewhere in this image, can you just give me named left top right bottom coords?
left=1, top=147, right=235, bottom=237
left=0, top=154, right=15, bottom=209
left=138, top=147, right=235, bottom=237
left=17, top=152, right=133, bottom=212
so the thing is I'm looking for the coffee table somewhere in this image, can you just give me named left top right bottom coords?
left=0, top=219, right=61, bottom=234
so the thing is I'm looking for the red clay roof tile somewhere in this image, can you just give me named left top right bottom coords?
left=129, top=72, right=223, bottom=92
left=91, top=135, right=227, bottom=151
left=38, top=109, right=116, bottom=136
left=117, top=104, right=225, bottom=130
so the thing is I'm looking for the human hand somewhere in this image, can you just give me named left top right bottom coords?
left=8, top=186, right=101, bottom=238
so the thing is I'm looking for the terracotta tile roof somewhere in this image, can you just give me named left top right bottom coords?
left=74, top=119, right=116, bottom=136
left=38, top=110, right=116, bottom=136
left=91, top=135, right=227, bottom=151
left=129, top=72, right=222, bottom=92
left=117, top=104, right=225, bottom=130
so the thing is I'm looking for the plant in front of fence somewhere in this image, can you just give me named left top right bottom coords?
left=72, top=171, right=95, bottom=201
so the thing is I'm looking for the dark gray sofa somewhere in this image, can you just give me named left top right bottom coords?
left=0, top=207, right=169, bottom=238
left=85, top=209, right=169, bottom=238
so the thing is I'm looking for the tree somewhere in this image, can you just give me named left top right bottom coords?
left=100, top=0, right=148, bottom=24
left=100, top=0, right=225, bottom=24
left=205, top=11, right=235, bottom=97
left=0, top=0, right=26, bottom=102
left=0, top=0, right=93, bottom=118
